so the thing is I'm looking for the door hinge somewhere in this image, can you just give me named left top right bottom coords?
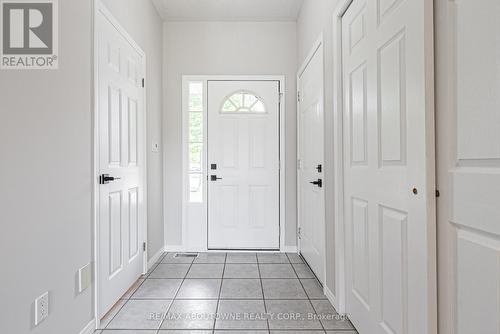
left=297, top=159, right=302, bottom=170
left=142, top=78, right=145, bottom=88
left=298, top=227, right=302, bottom=239
left=297, top=91, right=301, bottom=103
left=143, top=242, right=146, bottom=252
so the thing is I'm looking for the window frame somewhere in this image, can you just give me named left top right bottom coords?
left=185, top=81, right=205, bottom=204
left=220, top=90, right=268, bottom=114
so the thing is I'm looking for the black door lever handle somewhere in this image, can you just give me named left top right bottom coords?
left=100, top=174, right=121, bottom=184
left=210, top=175, right=223, bottom=181
left=310, top=179, right=323, bottom=188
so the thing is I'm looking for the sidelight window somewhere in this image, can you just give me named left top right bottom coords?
left=187, top=81, right=204, bottom=203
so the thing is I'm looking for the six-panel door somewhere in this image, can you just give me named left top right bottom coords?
left=342, top=0, right=436, bottom=333
left=298, top=45, right=326, bottom=282
left=98, top=11, right=145, bottom=319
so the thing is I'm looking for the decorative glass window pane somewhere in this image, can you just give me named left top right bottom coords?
left=189, top=143, right=203, bottom=172
left=244, top=94, right=258, bottom=108
left=252, top=101, right=265, bottom=113
left=189, top=82, right=203, bottom=111
left=189, top=173, right=203, bottom=203
left=189, top=112, right=203, bottom=143
left=221, top=91, right=267, bottom=114
left=222, top=99, right=237, bottom=112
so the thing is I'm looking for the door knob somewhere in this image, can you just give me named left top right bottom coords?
left=310, top=179, right=323, bottom=188
left=99, top=174, right=121, bottom=184
left=210, top=175, right=223, bottom=181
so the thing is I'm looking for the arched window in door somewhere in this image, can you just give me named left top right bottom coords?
left=220, top=91, right=266, bottom=114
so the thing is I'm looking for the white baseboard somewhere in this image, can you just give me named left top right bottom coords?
left=165, top=245, right=298, bottom=253
left=78, top=319, right=95, bottom=334
left=281, top=245, right=298, bottom=253
left=148, top=246, right=166, bottom=269
left=324, top=284, right=338, bottom=310
left=164, top=245, right=186, bottom=252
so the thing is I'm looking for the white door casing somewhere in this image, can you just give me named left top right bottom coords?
left=297, top=42, right=326, bottom=283
left=437, top=1, right=500, bottom=333
left=341, top=0, right=436, bottom=333
left=97, top=6, right=146, bottom=319
left=207, top=80, right=280, bottom=250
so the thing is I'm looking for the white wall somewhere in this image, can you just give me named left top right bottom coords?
left=101, top=0, right=165, bottom=260
left=297, top=0, right=341, bottom=305
left=163, top=21, right=298, bottom=248
left=0, top=2, right=163, bottom=333
left=0, top=2, right=93, bottom=333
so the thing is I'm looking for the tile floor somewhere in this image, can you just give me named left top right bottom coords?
left=95, top=252, right=358, bottom=334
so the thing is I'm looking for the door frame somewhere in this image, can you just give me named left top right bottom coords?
left=180, top=75, right=286, bottom=252
left=296, top=34, right=327, bottom=284
left=331, top=0, right=437, bottom=318
left=330, top=0, right=353, bottom=315
left=92, top=1, right=148, bottom=328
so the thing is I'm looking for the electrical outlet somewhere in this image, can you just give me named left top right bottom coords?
left=78, top=263, right=92, bottom=293
left=35, top=292, right=49, bottom=326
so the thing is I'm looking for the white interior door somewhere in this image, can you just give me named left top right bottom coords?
left=97, top=9, right=146, bottom=319
left=298, top=44, right=325, bottom=282
left=207, top=80, right=280, bottom=250
left=341, top=0, right=436, bottom=333
left=437, top=1, right=500, bottom=333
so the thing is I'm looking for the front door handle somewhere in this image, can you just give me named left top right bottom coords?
left=210, top=175, right=223, bottom=181
left=310, top=179, right=322, bottom=188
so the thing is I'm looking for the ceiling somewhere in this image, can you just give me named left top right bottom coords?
left=152, top=0, right=304, bottom=22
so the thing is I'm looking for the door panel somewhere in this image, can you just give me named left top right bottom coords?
left=207, top=81, right=280, bottom=249
left=298, top=44, right=325, bottom=282
left=437, top=1, right=500, bottom=333
left=342, top=0, right=435, bottom=333
left=129, top=188, right=139, bottom=259
left=108, top=191, right=123, bottom=277
left=98, top=10, right=145, bottom=319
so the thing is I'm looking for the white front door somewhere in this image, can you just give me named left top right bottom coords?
left=437, top=1, right=500, bottom=333
left=97, top=9, right=146, bottom=319
left=298, top=44, right=325, bottom=282
left=207, top=81, right=280, bottom=250
left=341, top=0, right=436, bottom=333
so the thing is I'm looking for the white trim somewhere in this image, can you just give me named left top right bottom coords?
left=180, top=75, right=287, bottom=252
left=164, top=245, right=187, bottom=253
left=323, top=285, right=337, bottom=311
left=93, top=0, right=148, bottom=325
left=91, top=0, right=99, bottom=329
left=147, top=246, right=166, bottom=269
left=296, top=34, right=327, bottom=285
left=298, top=34, right=324, bottom=77
left=78, top=319, right=96, bottom=334
left=165, top=247, right=291, bottom=254
left=282, top=246, right=298, bottom=253
left=330, top=0, right=354, bottom=314
left=96, top=3, right=146, bottom=58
